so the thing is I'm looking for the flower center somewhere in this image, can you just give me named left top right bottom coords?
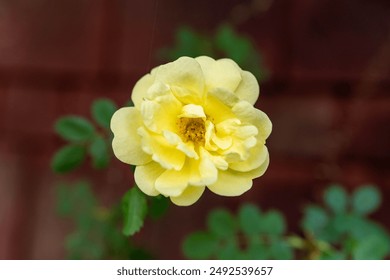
left=177, top=117, right=205, bottom=143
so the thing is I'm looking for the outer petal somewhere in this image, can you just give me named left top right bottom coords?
left=131, top=73, right=154, bottom=109
left=229, top=145, right=268, bottom=172
left=234, top=71, right=259, bottom=105
left=207, top=169, right=253, bottom=196
left=232, top=101, right=272, bottom=139
left=155, top=168, right=190, bottom=197
left=134, top=162, right=163, bottom=196
left=170, top=186, right=205, bottom=206
left=111, top=107, right=152, bottom=165
left=155, top=56, right=205, bottom=102
left=196, top=56, right=242, bottom=92
left=245, top=151, right=270, bottom=179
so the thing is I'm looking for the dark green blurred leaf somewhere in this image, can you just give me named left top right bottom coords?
left=56, top=181, right=97, bottom=219
left=183, top=231, right=219, bottom=259
left=149, top=195, right=170, bottom=219
left=352, top=185, right=381, bottom=215
left=215, top=24, right=265, bottom=80
left=261, top=210, right=286, bottom=236
left=51, top=145, right=86, bottom=173
left=330, top=214, right=352, bottom=234
left=57, top=184, right=72, bottom=216
left=320, top=250, right=346, bottom=260
left=129, top=248, right=154, bottom=260
left=318, top=214, right=351, bottom=243
left=323, top=184, right=348, bottom=214
left=55, top=116, right=95, bottom=142
left=207, top=209, right=236, bottom=238
left=238, top=203, right=262, bottom=236
left=160, top=26, right=214, bottom=60
left=352, top=235, right=390, bottom=260
left=218, top=240, right=244, bottom=260
left=269, top=239, right=293, bottom=260
left=91, top=99, right=117, bottom=129
left=348, top=217, right=389, bottom=242
left=215, top=25, right=251, bottom=64
left=66, top=231, right=104, bottom=260
left=89, top=135, right=109, bottom=169
left=122, top=187, right=148, bottom=236
left=246, top=240, right=269, bottom=260
left=70, top=182, right=97, bottom=229
left=302, top=206, right=328, bottom=235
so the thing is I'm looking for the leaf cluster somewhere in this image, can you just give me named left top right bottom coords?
left=159, top=25, right=269, bottom=81
left=57, top=181, right=151, bottom=259
left=183, top=204, right=292, bottom=260
left=51, top=99, right=117, bottom=173
left=301, top=184, right=390, bottom=259
left=183, top=184, right=389, bottom=260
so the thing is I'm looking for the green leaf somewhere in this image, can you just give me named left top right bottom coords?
left=66, top=231, right=104, bottom=260
left=57, top=184, right=72, bottom=216
left=246, top=240, right=269, bottom=260
left=122, top=187, right=148, bottom=236
left=214, top=24, right=265, bottom=80
left=55, top=116, right=95, bottom=142
left=261, top=210, right=286, bottom=236
left=352, top=235, right=390, bottom=260
left=88, top=136, right=109, bottom=169
left=207, top=209, right=236, bottom=238
left=72, top=181, right=97, bottom=213
left=149, top=195, right=170, bottom=219
left=215, top=25, right=251, bottom=63
left=352, top=185, right=381, bottom=215
left=183, top=231, right=219, bottom=259
left=319, top=214, right=351, bottom=242
left=238, top=203, right=262, bottom=236
left=51, top=145, right=86, bottom=173
left=302, top=206, right=328, bottom=235
left=68, top=181, right=97, bottom=229
left=217, top=239, right=243, bottom=260
left=320, top=250, right=346, bottom=260
left=91, top=99, right=117, bottom=129
left=348, top=217, right=389, bottom=242
left=269, top=239, right=293, bottom=260
left=323, top=184, right=348, bottom=214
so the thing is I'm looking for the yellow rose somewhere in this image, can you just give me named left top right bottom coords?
left=111, top=56, right=272, bottom=206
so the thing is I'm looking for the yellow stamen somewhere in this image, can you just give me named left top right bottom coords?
left=177, top=117, right=205, bottom=143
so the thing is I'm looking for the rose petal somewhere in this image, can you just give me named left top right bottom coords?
left=140, top=94, right=182, bottom=133
left=245, top=151, right=270, bottom=179
left=155, top=56, right=205, bottom=102
left=131, top=69, right=157, bottom=108
left=232, top=101, right=272, bottom=139
left=111, top=107, right=152, bottom=165
left=229, top=145, right=268, bottom=172
left=170, top=186, right=205, bottom=206
left=207, top=169, right=253, bottom=196
left=134, top=162, right=163, bottom=196
left=196, top=56, right=242, bottom=92
left=138, top=127, right=186, bottom=171
left=155, top=167, right=190, bottom=196
left=234, top=70, right=259, bottom=105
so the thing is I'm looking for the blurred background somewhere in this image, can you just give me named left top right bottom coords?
left=0, top=0, right=389, bottom=259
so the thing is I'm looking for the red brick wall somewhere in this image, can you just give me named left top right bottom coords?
left=0, top=0, right=389, bottom=259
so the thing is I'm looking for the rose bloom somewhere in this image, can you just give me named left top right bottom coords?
left=111, top=56, right=272, bottom=206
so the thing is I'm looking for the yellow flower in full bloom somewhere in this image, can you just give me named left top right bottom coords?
left=111, top=56, right=272, bottom=206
